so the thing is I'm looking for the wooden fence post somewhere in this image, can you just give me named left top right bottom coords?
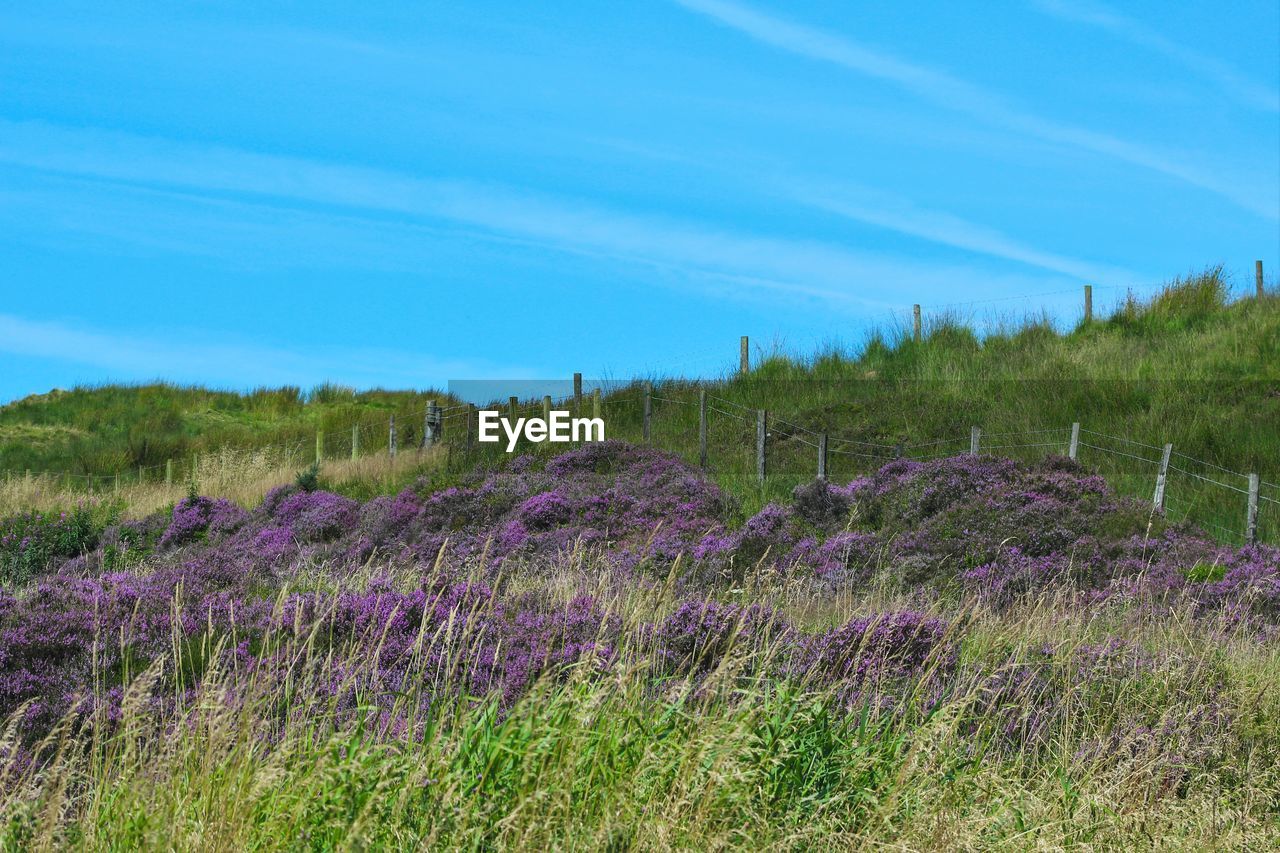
left=425, top=401, right=441, bottom=447
left=351, top=423, right=359, bottom=460
left=643, top=384, right=652, bottom=443
left=1246, top=474, right=1259, bottom=544
left=165, top=458, right=173, bottom=486
left=389, top=415, right=397, bottom=459
left=573, top=373, right=583, bottom=410
left=542, top=395, right=552, bottom=423
left=468, top=404, right=478, bottom=448
left=508, top=395, right=518, bottom=419
left=1084, top=285, right=1093, bottom=322
left=1257, top=260, right=1265, bottom=299
left=698, top=389, right=708, bottom=469
left=970, top=426, right=981, bottom=456
left=913, top=304, right=922, bottom=343
left=756, top=409, right=767, bottom=483
left=1153, top=443, right=1172, bottom=510
left=740, top=336, right=749, bottom=375
left=315, top=432, right=323, bottom=465
left=818, top=433, right=828, bottom=481
left=1068, top=422, right=1080, bottom=460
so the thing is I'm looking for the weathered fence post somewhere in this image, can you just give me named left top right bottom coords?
left=739, top=336, right=749, bottom=375
left=1246, top=474, right=1259, bottom=544
left=389, top=415, right=397, bottom=459
left=1068, top=422, right=1080, bottom=460
left=165, top=458, right=173, bottom=486
left=573, top=373, right=583, bottom=410
left=315, top=432, right=323, bottom=465
left=970, top=426, right=981, bottom=456
left=508, top=395, right=518, bottom=419
left=424, top=401, right=441, bottom=447
left=818, top=433, right=828, bottom=481
left=698, top=389, right=708, bottom=469
left=913, top=304, right=922, bottom=343
left=351, top=423, right=359, bottom=460
left=756, top=409, right=767, bottom=483
left=1084, top=285, right=1093, bottom=322
left=468, top=404, right=477, bottom=448
left=643, top=384, right=652, bottom=443
left=1257, top=260, right=1265, bottom=299
left=1153, top=443, right=1172, bottom=510
left=592, top=388, right=601, bottom=420
left=541, top=395, right=551, bottom=423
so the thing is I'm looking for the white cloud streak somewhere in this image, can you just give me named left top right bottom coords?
left=671, top=0, right=1277, bottom=220
left=0, top=118, right=1087, bottom=312
left=1032, top=0, right=1280, bottom=113
left=786, top=181, right=1133, bottom=282
left=0, top=312, right=533, bottom=390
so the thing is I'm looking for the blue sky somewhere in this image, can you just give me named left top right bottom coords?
left=1, top=0, right=1277, bottom=402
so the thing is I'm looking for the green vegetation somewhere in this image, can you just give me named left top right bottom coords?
left=0, top=383, right=456, bottom=477
left=3, top=267, right=1276, bottom=539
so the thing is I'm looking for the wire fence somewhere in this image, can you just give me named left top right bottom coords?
left=2, top=383, right=1274, bottom=546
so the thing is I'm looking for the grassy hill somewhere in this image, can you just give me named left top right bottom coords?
left=3, top=267, right=1277, bottom=538
left=0, top=383, right=457, bottom=476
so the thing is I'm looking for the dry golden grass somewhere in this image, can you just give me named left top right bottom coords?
left=0, top=446, right=446, bottom=517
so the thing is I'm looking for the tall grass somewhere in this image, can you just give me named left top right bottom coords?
left=3, top=554, right=1276, bottom=849
left=0, top=446, right=446, bottom=518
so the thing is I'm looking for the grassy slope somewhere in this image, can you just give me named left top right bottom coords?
left=4, top=269, right=1277, bottom=537
left=0, top=383, right=458, bottom=475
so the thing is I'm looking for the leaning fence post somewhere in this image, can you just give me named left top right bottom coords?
left=818, top=433, right=828, bottom=481
left=389, top=415, right=397, bottom=459
left=913, top=304, right=922, bottom=343
left=1246, top=474, right=1259, bottom=544
left=698, top=389, right=708, bottom=469
left=970, top=426, right=981, bottom=456
left=315, top=431, right=323, bottom=465
left=165, top=458, right=173, bottom=486
left=1068, top=423, right=1080, bottom=460
left=756, top=409, right=767, bottom=483
left=1084, top=285, right=1093, bottom=322
left=351, top=423, right=359, bottom=460
left=643, top=384, right=652, bottom=443
left=1153, top=443, right=1172, bottom=510
left=573, top=373, right=583, bottom=410
left=1257, top=260, right=1265, bottom=299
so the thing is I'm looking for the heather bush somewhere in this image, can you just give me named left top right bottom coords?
left=1, top=442, right=1278, bottom=847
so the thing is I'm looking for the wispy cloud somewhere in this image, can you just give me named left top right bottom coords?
left=0, top=118, right=1079, bottom=311
left=785, top=181, right=1134, bottom=282
left=671, top=0, right=1277, bottom=220
left=1032, top=0, right=1280, bottom=113
left=0, top=312, right=534, bottom=390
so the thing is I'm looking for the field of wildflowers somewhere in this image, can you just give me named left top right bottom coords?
left=1, top=440, right=1278, bottom=848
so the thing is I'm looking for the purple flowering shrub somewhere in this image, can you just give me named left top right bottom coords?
left=0, top=440, right=1276, bottom=765
left=650, top=600, right=787, bottom=676
left=791, top=611, right=953, bottom=698
left=159, top=496, right=248, bottom=548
